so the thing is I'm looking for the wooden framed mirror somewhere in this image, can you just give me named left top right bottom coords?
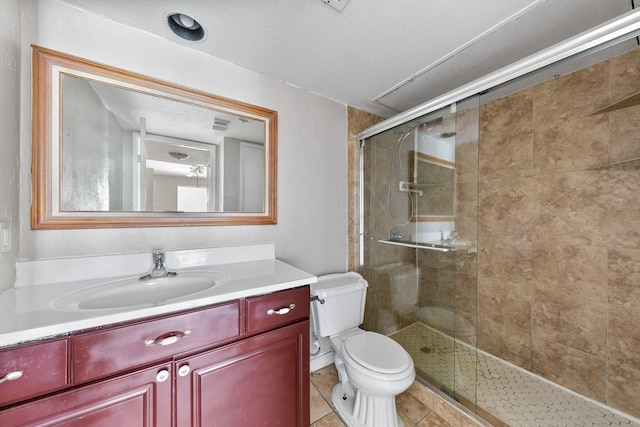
left=31, top=46, right=277, bottom=229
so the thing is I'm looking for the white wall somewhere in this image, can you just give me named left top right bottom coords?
left=0, top=0, right=22, bottom=293
left=17, top=0, right=348, bottom=276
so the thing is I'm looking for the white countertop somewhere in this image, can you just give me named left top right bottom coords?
left=0, top=245, right=317, bottom=348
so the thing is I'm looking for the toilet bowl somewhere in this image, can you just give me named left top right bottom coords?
left=311, top=273, right=416, bottom=427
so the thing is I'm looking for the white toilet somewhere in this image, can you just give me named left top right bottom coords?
left=311, top=272, right=415, bottom=427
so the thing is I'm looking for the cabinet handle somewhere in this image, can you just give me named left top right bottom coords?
left=145, top=329, right=192, bottom=346
left=155, top=369, right=170, bottom=383
left=267, top=304, right=296, bottom=316
left=178, top=364, right=191, bottom=377
left=0, top=370, right=23, bottom=384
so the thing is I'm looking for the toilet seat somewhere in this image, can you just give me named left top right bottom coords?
left=343, top=331, right=411, bottom=375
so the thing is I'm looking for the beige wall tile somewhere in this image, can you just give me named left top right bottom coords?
left=609, top=303, right=640, bottom=371
left=531, top=62, right=609, bottom=123
left=478, top=179, right=543, bottom=239
left=520, top=210, right=593, bottom=246
left=608, top=363, right=640, bottom=419
left=608, top=48, right=640, bottom=102
left=347, top=106, right=385, bottom=272
left=532, top=114, right=609, bottom=172
left=608, top=248, right=640, bottom=308
left=532, top=282, right=607, bottom=357
left=548, top=170, right=640, bottom=248
left=609, top=106, right=640, bottom=162
left=509, top=171, right=595, bottom=209
left=531, top=339, right=606, bottom=401
left=479, top=90, right=534, bottom=180
left=479, top=279, right=531, bottom=331
left=478, top=237, right=531, bottom=285
left=477, top=316, right=531, bottom=369
left=532, top=245, right=608, bottom=303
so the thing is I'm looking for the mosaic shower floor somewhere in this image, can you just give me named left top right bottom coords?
left=390, top=322, right=640, bottom=427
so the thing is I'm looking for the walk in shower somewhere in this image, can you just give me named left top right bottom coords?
left=357, top=9, right=640, bottom=426
left=360, top=97, right=483, bottom=416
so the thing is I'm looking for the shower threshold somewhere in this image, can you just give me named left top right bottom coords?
left=390, top=322, right=640, bottom=427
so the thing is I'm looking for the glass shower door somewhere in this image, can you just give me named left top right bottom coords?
left=360, top=97, right=479, bottom=412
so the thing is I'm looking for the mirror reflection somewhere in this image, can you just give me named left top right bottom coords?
left=409, top=116, right=456, bottom=220
left=32, top=46, right=277, bottom=229
left=411, top=153, right=455, bottom=217
left=60, top=74, right=265, bottom=213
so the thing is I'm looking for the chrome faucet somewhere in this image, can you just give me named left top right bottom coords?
left=139, top=252, right=177, bottom=281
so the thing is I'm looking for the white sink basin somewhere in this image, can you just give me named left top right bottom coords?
left=51, top=270, right=230, bottom=311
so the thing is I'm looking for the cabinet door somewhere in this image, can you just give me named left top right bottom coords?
left=0, top=364, right=172, bottom=427
left=176, top=320, right=309, bottom=427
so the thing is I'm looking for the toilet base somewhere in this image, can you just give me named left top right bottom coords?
left=331, top=383, right=405, bottom=427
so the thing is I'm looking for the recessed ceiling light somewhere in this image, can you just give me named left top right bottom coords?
left=167, top=13, right=205, bottom=41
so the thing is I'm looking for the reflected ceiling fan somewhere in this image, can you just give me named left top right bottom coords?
left=187, top=165, right=205, bottom=177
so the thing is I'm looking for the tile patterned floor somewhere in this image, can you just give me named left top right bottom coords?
left=390, top=322, right=640, bottom=427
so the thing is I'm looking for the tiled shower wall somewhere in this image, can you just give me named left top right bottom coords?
left=476, top=47, right=640, bottom=418
left=347, top=106, right=385, bottom=272
left=348, top=47, right=640, bottom=419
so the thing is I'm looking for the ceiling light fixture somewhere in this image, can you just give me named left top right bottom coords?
left=169, top=151, right=190, bottom=161
left=167, top=13, right=205, bottom=41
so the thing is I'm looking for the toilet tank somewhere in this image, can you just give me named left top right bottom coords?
left=310, top=272, right=368, bottom=337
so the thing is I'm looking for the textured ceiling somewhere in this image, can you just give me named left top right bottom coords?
left=58, top=0, right=634, bottom=117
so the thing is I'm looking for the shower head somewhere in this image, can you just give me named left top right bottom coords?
left=396, top=123, right=420, bottom=143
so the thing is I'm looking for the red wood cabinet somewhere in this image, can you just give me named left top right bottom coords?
left=0, top=286, right=310, bottom=427
left=0, top=338, right=70, bottom=407
left=0, top=364, right=172, bottom=427
left=176, top=321, right=309, bottom=427
left=72, top=300, right=240, bottom=384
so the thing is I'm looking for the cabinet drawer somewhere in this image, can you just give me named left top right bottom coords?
left=246, top=286, right=309, bottom=334
left=72, top=301, right=240, bottom=384
left=0, top=338, right=70, bottom=407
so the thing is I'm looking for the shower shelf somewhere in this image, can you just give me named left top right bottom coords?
left=378, top=239, right=455, bottom=252
left=590, top=90, right=640, bottom=115
left=588, top=156, right=640, bottom=170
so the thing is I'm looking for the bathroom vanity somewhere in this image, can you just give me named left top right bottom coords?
left=0, top=245, right=314, bottom=426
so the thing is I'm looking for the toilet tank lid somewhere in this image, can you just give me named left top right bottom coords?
left=310, top=272, right=368, bottom=298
